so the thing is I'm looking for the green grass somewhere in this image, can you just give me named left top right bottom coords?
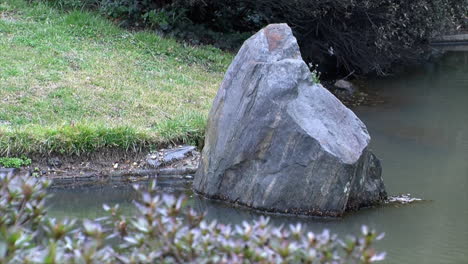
left=0, top=0, right=233, bottom=156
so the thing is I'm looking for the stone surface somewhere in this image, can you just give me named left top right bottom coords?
left=334, top=79, right=356, bottom=94
left=146, top=146, right=197, bottom=168
left=47, top=157, right=63, bottom=168
left=193, top=24, right=387, bottom=217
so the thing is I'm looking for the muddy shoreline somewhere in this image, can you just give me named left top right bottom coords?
left=10, top=146, right=199, bottom=188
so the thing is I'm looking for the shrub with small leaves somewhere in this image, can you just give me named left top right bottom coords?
left=0, top=173, right=386, bottom=263
left=0, top=156, right=32, bottom=168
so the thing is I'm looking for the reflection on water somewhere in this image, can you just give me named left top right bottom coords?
left=49, top=51, right=468, bottom=264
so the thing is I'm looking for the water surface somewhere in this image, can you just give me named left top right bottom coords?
left=49, top=51, right=468, bottom=264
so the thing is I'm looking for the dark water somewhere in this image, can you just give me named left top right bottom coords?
left=49, top=51, right=468, bottom=264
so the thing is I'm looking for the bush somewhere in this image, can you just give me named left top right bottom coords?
left=0, top=173, right=386, bottom=263
left=175, top=0, right=468, bottom=76
left=0, top=156, right=32, bottom=168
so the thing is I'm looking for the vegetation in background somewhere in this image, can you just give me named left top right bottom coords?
left=0, top=0, right=232, bottom=156
left=0, top=173, right=386, bottom=263
left=48, top=0, right=467, bottom=77
left=3, top=0, right=465, bottom=157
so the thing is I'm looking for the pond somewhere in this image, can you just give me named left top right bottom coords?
left=48, top=50, right=468, bottom=264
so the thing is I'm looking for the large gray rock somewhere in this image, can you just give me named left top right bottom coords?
left=193, top=24, right=386, bottom=217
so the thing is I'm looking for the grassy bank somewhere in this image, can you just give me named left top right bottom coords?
left=0, top=0, right=232, bottom=157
